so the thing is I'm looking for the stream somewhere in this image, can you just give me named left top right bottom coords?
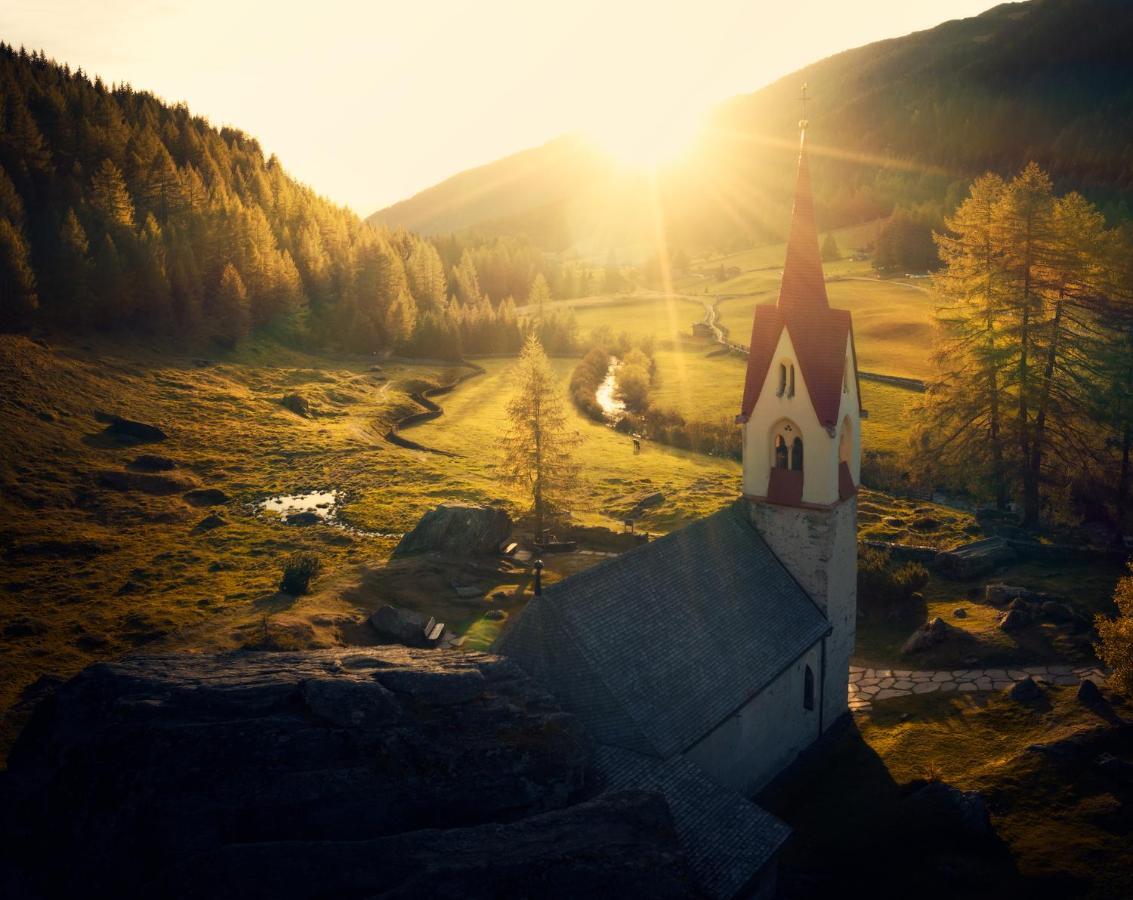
left=594, top=358, right=626, bottom=425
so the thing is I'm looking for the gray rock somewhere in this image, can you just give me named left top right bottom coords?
left=998, top=607, right=1031, bottom=632
left=1078, top=679, right=1104, bottom=705
left=1, top=648, right=678, bottom=899
left=484, top=609, right=508, bottom=621
left=984, top=582, right=1024, bottom=605
left=184, top=488, right=229, bottom=507
left=96, top=412, right=167, bottom=442
left=370, top=605, right=430, bottom=645
left=1008, top=676, right=1043, bottom=702
left=284, top=511, right=322, bottom=526
left=1040, top=600, right=1075, bottom=622
left=394, top=503, right=512, bottom=557
left=901, top=617, right=965, bottom=655
left=300, top=675, right=401, bottom=728
left=936, top=538, right=1015, bottom=579
left=193, top=514, right=228, bottom=532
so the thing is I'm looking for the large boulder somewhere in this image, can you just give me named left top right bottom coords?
left=394, top=503, right=512, bottom=557
left=901, top=616, right=966, bottom=655
left=96, top=412, right=167, bottom=442
left=936, top=537, right=1015, bottom=579
left=0, top=648, right=695, bottom=898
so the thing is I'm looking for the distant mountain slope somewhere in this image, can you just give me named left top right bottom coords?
left=369, top=0, right=1133, bottom=256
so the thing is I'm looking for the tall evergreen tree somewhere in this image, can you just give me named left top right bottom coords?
left=0, top=218, right=38, bottom=329
left=500, top=335, right=581, bottom=538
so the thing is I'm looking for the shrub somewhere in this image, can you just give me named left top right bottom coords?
left=280, top=551, right=321, bottom=595
left=1096, top=563, right=1133, bottom=693
left=858, top=546, right=929, bottom=614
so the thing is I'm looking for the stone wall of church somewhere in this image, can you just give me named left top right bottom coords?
left=745, top=497, right=856, bottom=730
left=683, top=643, right=823, bottom=797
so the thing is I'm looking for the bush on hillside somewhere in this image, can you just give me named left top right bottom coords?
left=280, top=551, right=322, bottom=596
left=858, top=546, right=929, bottom=614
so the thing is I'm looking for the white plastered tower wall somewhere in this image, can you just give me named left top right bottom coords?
left=743, top=332, right=860, bottom=730
left=741, top=330, right=861, bottom=505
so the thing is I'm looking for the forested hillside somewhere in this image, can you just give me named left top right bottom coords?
left=372, top=0, right=1133, bottom=258
left=0, top=45, right=584, bottom=355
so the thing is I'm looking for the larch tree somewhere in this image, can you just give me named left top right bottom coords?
left=89, top=159, right=135, bottom=228
left=821, top=232, right=841, bottom=262
left=528, top=272, right=551, bottom=321
left=500, top=335, right=581, bottom=538
left=919, top=174, right=1011, bottom=504
left=0, top=218, right=38, bottom=330
left=209, top=262, right=250, bottom=347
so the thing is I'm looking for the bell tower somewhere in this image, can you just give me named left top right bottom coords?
left=735, top=98, right=861, bottom=728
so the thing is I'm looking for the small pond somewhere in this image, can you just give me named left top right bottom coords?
left=256, top=490, right=399, bottom=538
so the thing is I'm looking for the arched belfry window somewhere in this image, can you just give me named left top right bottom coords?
left=777, top=362, right=796, bottom=398
left=774, top=435, right=789, bottom=469
left=803, top=665, right=815, bottom=711
left=772, top=421, right=802, bottom=472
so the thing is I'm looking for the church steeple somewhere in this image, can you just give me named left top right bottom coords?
left=777, top=92, right=829, bottom=316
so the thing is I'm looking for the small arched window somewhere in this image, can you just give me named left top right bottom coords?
left=774, top=435, right=789, bottom=469
left=788, top=364, right=796, bottom=398
left=777, top=363, right=787, bottom=397
left=803, top=665, right=815, bottom=711
left=791, top=436, right=804, bottom=471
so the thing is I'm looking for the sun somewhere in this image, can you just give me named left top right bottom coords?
left=584, top=105, right=705, bottom=169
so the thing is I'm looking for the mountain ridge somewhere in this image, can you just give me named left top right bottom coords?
left=369, top=0, right=1133, bottom=256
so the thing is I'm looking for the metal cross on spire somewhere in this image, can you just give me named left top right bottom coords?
left=799, top=83, right=810, bottom=131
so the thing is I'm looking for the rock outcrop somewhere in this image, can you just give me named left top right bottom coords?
left=96, top=412, right=167, bottom=442
left=0, top=648, right=694, bottom=899
left=394, top=503, right=512, bottom=557
left=901, top=616, right=968, bottom=655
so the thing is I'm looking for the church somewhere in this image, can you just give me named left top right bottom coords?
left=496, top=120, right=861, bottom=900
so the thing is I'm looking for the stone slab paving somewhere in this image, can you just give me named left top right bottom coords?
left=848, top=664, right=1106, bottom=712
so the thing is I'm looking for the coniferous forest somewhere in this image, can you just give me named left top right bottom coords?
left=0, top=44, right=587, bottom=356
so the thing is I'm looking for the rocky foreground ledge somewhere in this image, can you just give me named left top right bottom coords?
left=0, top=648, right=697, bottom=899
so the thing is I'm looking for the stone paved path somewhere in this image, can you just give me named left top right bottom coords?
left=849, top=663, right=1106, bottom=713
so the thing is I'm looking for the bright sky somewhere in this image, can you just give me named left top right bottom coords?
left=3, top=0, right=999, bottom=215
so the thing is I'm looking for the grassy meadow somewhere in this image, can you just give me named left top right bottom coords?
left=0, top=335, right=738, bottom=759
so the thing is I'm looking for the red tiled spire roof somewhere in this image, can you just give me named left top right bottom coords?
left=777, top=130, right=829, bottom=315
left=739, top=126, right=859, bottom=430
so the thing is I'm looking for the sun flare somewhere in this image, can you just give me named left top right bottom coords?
left=584, top=105, right=705, bottom=169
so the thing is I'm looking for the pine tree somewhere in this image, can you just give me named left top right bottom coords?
left=500, top=336, right=581, bottom=538
left=50, top=208, right=92, bottom=320
left=528, top=272, right=551, bottom=321
left=821, top=232, right=840, bottom=262
left=209, top=262, right=250, bottom=347
left=90, top=159, right=134, bottom=228
left=0, top=218, right=38, bottom=329
left=452, top=249, right=481, bottom=305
